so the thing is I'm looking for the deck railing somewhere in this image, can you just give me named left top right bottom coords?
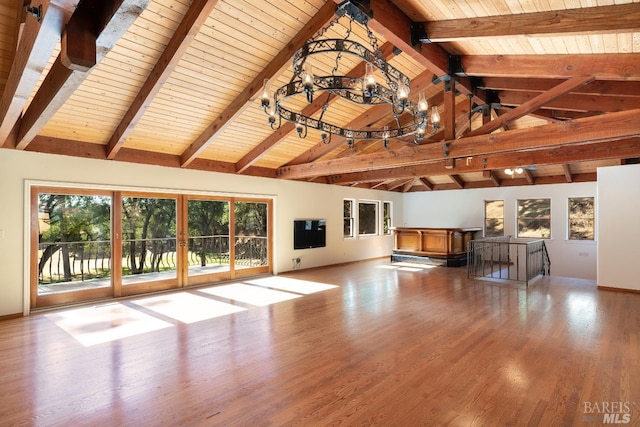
left=38, top=234, right=268, bottom=284
left=467, top=236, right=550, bottom=286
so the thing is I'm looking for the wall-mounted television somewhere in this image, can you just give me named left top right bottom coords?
left=294, top=219, right=326, bottom=249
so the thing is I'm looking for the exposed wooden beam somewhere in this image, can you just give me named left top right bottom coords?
left=562, top=164, right=573, bottom=183
left=277, top=109, right=640, bottom=179
left=0, top=0, right=66, bottom=147
left=402, top=178, right=417, bottom=192
left=179, top=1, right=336, bottom=167
left=323, top=138, right=640, bottom=185
left=15, top=0, right=150, bottom=150
left=26, top=135, right=276, bottom=178
left=450, top=174, right=464, bottom=189
left=465, top=75, right=595, bottom=137
left=406, top=173, right=596, bottom=192
left=483, top=170, right=500, bottom=187
left=423, top=3, right=640, bottom=42
left=499, top=91, right=640, bottom=113
left=106, top=0, right=220, bottom=160
left=331, top=0, right=482, bottom=104
left=461, top=54, right=640, bottom=81
left=480, top=77, right=640, bottom=98
left=418, top=177, right=433, bottom=191
left=523, top=169, right=535, bottom=185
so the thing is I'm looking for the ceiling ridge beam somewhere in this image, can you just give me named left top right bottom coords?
left=0, top=0, right=66, bottom=147
left=15, top=0, right=150, bottom=150
left=465, top=75, right=595, bottom=137
left=423, top=3, right=640, bottom=42
left=106, top=0, right=220, bottom=160
left=179, top=1, right=336, bottom=167
left=277, top=108, right=640, bottom=179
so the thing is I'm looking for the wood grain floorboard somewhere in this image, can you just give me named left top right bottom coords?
left=0, top=258, right=638, bottom=426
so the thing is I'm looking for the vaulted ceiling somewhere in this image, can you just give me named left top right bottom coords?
left=1, top=0, right=639, bottom=192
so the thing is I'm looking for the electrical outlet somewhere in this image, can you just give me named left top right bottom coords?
left=578, top=252, right=589, bottom=257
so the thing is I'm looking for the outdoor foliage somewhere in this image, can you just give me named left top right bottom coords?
left=568, top=197, right=595, bottom=240
left=517, top=199, right=551, bottom=238
left=38, top=194, right=111, bottom=282
left=358, top=201, right=377, bottom=235
left=485, top=200, right=504, bottom=237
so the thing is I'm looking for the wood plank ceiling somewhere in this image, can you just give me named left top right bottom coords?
left=0, top=0, right=639, bottom=192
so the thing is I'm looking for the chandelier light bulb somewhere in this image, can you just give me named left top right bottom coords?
left=364, top=64, right=376, bottom=94
left=431, top=106, right=440, bottom=128
left=505, top=168, right=514, bottom=175
left=418, top=93, right=428, bottom=113
left=515, top=167, right=523, bottom=174
left=260, top=79, right=270, bottom=109
left=397, top=81, right=409, bottom=101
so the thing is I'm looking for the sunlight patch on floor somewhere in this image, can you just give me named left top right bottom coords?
left=131, top=292, right=245, bottom=324
left=46, top=303, right=172, bottom=347
left=378, top=262, right=438, bottom=272
left=244, top=276, right=338, bottom=294
left=198, top=283, right=302, bottom=306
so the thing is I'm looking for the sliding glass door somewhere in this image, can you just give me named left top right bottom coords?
left=184, top=198, right=231, bottom=286
left=119, top=194, right=179, bottom=296
left=32, top=189, right=113, bottom=307
left=31, top=187, right=273, bottom=308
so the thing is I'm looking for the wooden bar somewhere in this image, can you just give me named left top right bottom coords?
left=392, top=227, right=481, bottom=265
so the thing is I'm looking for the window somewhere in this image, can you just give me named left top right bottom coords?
left=383, top=202, right=392, bottom=235
left=343, top=199, right=354, bottom=238
left=517, top=199, right=551, bottom=238
left=484, top=200, right=504, bottom=237
left=568, top=197, right=595, bottom=240
left=358, top=201, right=378, bottom=236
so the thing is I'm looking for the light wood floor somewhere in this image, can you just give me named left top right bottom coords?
left=1, top=259, right=639, bottom=426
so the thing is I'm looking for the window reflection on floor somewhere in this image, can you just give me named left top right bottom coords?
left=45, top=277, right=337, bottom=347
left=379, top=262, right=437, bottom=272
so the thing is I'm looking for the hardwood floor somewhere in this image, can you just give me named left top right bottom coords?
left=1, top=259, right=639, bottom=426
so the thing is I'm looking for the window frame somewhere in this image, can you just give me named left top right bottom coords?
left=382, top=201, right=392, bottom=235
left=343, top=199, right=355, bottom=239
left=484, top=200, right=505, bottom=237
left=358, top=200, right=379, bottom=237
left=567, top=196, right=595, bottom=241
left=516, top=198, right=551, bottom=239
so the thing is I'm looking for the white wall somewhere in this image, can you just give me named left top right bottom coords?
left=597, top=163, right=640, bottom=291
left=0, top=150, right=401, bottom=316
left=403, top=182, right=598, bottom=280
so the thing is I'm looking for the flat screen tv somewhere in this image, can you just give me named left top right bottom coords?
left=294, top=219, right=326, bottom=249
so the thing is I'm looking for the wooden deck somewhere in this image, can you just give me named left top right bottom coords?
left=0, top=258, right=638, bottom=425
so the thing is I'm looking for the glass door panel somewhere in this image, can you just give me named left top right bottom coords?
left=234, top=201, right=270, bottom=275
left=185, top=199, right=231, bottom=285
left=121, top=195, right=178, bottom=294
left=35, top=192, right=113, bottom=307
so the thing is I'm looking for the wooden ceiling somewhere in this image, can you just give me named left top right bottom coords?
left=1, top=0, right=639, bottom=192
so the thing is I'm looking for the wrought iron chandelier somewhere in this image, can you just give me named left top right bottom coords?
left=259, top=0, right=440, bottom=148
